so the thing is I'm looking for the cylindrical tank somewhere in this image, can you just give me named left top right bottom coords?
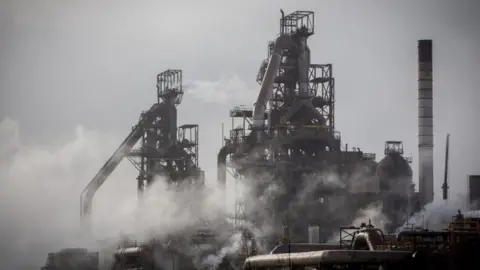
left=376, top=154, right=413, bottom=194
left=308, top=226, right=320, bottom=244
left=376, top=154, right=414, bottom=232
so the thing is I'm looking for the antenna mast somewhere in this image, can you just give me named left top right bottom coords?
left=442, top=134, right=450, bottom=200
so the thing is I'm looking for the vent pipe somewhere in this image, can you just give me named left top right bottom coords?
left=418, top=39, right=434, bottom=205
left=442, top=134, right=450, bottom=200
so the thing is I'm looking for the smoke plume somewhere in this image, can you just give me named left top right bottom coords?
left=397, top=193, right=469, bottom=232
left=201, top=231, right=243, bottom=268
left=327, top=202, right=389, bottom=243
left=0, top=118, right=121, bottom=268
left=0, top=118, right=230, bottom=269
left=0, top=117, right=310, bottom=270
left=351, top=202, right=389, bottom=232
left=237, top=167, right=389, bottom=246
left=4, top=115, right=470, bottom=269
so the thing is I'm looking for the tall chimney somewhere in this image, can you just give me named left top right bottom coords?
left=418, top=39, right=434, bottom=205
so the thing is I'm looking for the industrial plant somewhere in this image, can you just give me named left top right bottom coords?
left=41, top=9, right=480, bottom=270
left=217, top=10, right=424, bottom=247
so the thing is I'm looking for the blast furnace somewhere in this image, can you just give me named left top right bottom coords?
left=217, top=10, right=418, bottom=248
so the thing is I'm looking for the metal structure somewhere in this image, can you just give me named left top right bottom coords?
left=442, top=134, right=450, bottom=200
left=217, top=10, right=417, bottom=249
left=80, top=69, right=204, bottom=226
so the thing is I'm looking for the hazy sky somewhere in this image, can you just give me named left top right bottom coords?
left=1, top=0, right=479, bottom=268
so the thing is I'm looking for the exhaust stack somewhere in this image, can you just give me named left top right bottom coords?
left=418, top=39, right=434, bottom=205
left=442, top=134, right=450, bottom=200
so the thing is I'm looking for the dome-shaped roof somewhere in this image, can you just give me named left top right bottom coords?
left=376, top=154, right=413, bottom=193
left=376, top=154, right=412, bottom=179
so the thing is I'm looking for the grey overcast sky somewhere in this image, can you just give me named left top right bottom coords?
left=0, top=0, right=479, bottom=268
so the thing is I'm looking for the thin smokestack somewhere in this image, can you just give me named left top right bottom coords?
left=418, top=39, right=434, bottom=205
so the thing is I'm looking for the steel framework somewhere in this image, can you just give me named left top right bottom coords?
left=218, top=10, right=417, bottom=249
left=81, top=69, right=204, bottom=226
left=222, top=10, right=366, bottom=246
left=127, top=69, right=203, bottom=192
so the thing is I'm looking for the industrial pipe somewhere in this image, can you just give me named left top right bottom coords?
left=80, top=123, right=143, bottom=226
left=252, top=34, right=293, bottom=141
left=243, top=250, right=412, bottom=269
left=417, top=39, right=434, bottom=205
left=270, top=243, right=342, bottom=254
left=442, top=134, right=450, bottom=200
left=280, top=9, right=284, bottom=35
left=217, top=146, right=230, bottom=190
left=217, top=145, right=233, bottom=213
left=80, top=103, right=164, bottom=227
left=297, top=37, right=310, bottom=97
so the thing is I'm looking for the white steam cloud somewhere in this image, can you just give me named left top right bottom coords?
left=1, top=115, right=472, bottom=270
left=0, top=117, right=289, bottom=270
left=0, top=118, right=229, bottom=269
left=327, top=202, right=389, bottom=243
left=397, top=193, right=470, bottom=232
left=202, top=231, right=243, bottom=268
left=0, top=118, right=134, bottom=269
left=184, top=75, right=257, bottom=104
